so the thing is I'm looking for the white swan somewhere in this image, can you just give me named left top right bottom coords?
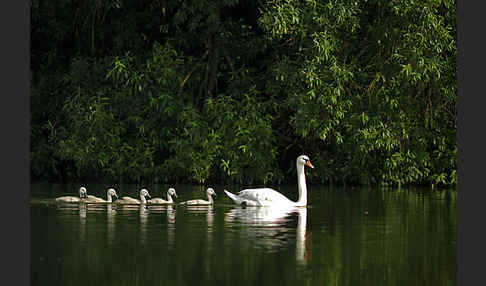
left=148, top=188, right=178, bottom=204
left=179, top=188, right=217, bottom=205
left=224, top=155, right=314, bottom=207
left=55, top=187, right=88, bottom=203
left=115, top=189, right=151, bottom=205
left=84, top=188, right=119, bottom=203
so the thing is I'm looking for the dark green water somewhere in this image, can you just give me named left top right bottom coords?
left=31, top=183, right=456, bottom=286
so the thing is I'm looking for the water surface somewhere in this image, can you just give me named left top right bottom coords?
left=31, top=183, right=456, bottom=286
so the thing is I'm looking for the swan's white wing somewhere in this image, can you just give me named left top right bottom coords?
left=236, top=188, right=294, bottom=206
left=224, top=190, right=257, bottom=206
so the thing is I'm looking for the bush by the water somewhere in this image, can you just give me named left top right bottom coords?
left=31, top=0, right=456, bottom=187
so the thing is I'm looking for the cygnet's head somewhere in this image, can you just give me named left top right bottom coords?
left=140, top=189, right=151, bottom=199
left=107, top=188, right=118, bottom=199
left=79, top=187, right=88, bottom=198
left=207, top=188, right=217, bottom=198
left=168, top=188, right=177, bottom=198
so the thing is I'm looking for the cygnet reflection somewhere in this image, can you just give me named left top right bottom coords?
left=139, top=204, right=149, bottom=244
left=184, top=205, right=215, bottom=245
left=183, top=204, right=215, bottom=275
left=79, top=203, right=87, bottom=243
left=166, top=205, right=176, bottom=248
left=107, top=205, right=116, bottom=245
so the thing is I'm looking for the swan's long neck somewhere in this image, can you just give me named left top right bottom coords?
left=296, top=164, right=307, bottom=206
left=166, top=192, right=173, bottom=203
left=207, top=192, right=214, bottom=203
left=140, top=194, right=147, bottom=204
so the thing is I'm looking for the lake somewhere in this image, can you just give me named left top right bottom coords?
left=30, top=183, right=456, bottom=286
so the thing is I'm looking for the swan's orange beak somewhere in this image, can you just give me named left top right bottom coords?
left=306, top=161, right=314, bottom=168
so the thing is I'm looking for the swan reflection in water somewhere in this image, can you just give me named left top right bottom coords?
left=225, top=206, right=309, bottom=264
left=295, top=208, right=309, bottom=265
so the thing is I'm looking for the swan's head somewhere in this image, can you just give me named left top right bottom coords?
left=140, top=189, right=151, bottom=199
left=297, top=155, right=314, bottom=169
left=107, top=188, right=118, bottom=199
left=79, top=187, right=88, bottom=198
left=168, top=188, right=178, bottom=198
left=207, top=188, right=217, bottom=198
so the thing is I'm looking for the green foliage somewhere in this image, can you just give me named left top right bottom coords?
left=260, top=0, right=456, bottom=186
left=205, top=90, right=281, bottom=184
left=31, top=0, right=456, bottom=187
